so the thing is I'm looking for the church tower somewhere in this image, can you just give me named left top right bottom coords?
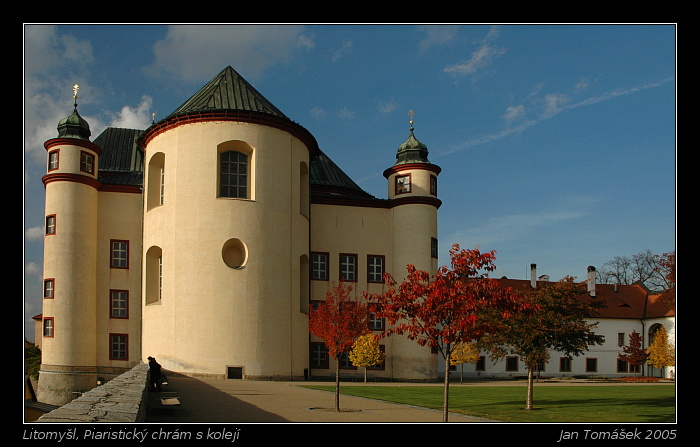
left=140, top=67, right=315, bottom=379
left=383, top=113, right=442, bottom=380
left=38, top=86, right=101, bottom=405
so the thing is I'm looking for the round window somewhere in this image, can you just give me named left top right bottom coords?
left=222, top=238, right=247, bottom=269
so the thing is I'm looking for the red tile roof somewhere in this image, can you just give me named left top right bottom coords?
left=495, top=278, right=675, bottom=320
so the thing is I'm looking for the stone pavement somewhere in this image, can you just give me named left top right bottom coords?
left=145, top=375, right=494, bottom=423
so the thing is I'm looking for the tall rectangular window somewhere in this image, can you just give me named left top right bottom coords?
left=310, top=342, right=328, bottom=369
left=110, top=290, right=129, bottom=318
left=160, top=166, right=165, bottom=205
left=431, top=238, right=439, bottom=259
left=48, top=150, right=59, bottom=171
left=560, top=357, right=572, bottom=372
left=110, top=334, right=128, bottom=360
left=340, top=254, right=357, bottom=282
left=430, top=175, right=438, bottom=196
left=159, top=255, right=163, bottom=301
left=311, top=252, right=329, bottom=280
left=367, top=255, right=384, bottom=283
left=220, top=151, right=248, bottom=199
left=45, top=215, right=56, bottom=235
left=506, top=356, right=519, bottom=371
left=43, top=279, right=55, bottom=299
left=585, top=358, right=598, bottom=372
left=111, top=240, right=129, bottom=269
left=617, top=332, right=626, bottom=346
left=80, top=151, right=95, bottom=174
left=43, top=318, right=54, bottom=337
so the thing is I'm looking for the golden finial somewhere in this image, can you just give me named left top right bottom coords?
left=408, top=110, right=415, bottom=131
left=72, top=84, right=80, bottom=108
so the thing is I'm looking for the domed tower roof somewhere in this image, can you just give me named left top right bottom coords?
left=394, top=111, right=429, bottom=165
left=56, top=84, right=91, bottom=140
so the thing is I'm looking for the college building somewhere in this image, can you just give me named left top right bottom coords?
left=34, top=66, right=674, bottom=406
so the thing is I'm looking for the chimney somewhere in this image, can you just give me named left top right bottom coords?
left=587, top=266, right=596, bottom=297
left=530, top=264, right=537, bottom=288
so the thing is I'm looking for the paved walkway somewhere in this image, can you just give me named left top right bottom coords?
left=145, top=375, right=493, bottom=423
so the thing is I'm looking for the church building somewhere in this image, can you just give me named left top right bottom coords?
left=37, top=66, right=442, bottom=405
left=36, top=66, right=674, bottom=407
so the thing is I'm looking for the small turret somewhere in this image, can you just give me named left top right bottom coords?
left=56, top=84, right=91, bottom=140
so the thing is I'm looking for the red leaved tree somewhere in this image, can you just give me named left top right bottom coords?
left=308, top=281, right=370, bottom=411
left=368, top=244, right=535, bottom=422
left=619, top=330, right=648, bottom=376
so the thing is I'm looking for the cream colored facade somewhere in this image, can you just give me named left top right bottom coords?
left=37, top=67, right=442, bottom=404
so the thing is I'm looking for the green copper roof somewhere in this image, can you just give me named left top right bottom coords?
left=166, top=66, right=288, bottom=119
left=56, top=85, right=91, bottom=140
left=395, top=124, right=429, bottom=165
left=57, top=107, right=91, bottom=140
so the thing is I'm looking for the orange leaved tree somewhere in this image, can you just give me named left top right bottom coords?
left=308, top=281, right=370, bottom=411
left=368, top=244, right=535, bottom=422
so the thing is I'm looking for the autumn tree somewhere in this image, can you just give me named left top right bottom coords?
left=480, top=277, right=606, bottom=410
left=349, top=333, right=385, bottom=383
left=647, top=325, right=675, bottom=377
left=449, top=342, right=480, bottom=384
left=619, top=330, right=648, bottom=377
left=308, top=281, right=370, bottom=411
left=656, top=251, right=676, bottom=310
left=368, top=244, right=534, bottom=422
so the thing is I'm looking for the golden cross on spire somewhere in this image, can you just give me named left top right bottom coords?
left=72, top=84, right=80, bottom=108
left=408, top=110, right=415, bottom=130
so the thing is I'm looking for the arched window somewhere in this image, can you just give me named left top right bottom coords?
left=219, top=151, right=248, bottom=199
left=147, top=152, right=165, bottom=210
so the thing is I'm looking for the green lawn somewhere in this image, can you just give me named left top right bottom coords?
left=302, top=384, right=675, bottom=423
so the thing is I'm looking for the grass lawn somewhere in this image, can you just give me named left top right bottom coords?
left=302, top=384, right=675, bottom=423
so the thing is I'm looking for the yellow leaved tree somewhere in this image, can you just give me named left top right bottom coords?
left=349, top=333, right=385, bottom=383
left=647, top=325, right=675, bottom=378
left=449, top=341, right=481, bottom=384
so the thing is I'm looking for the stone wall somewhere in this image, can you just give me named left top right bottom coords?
left=36, top=363, right=149, bottom=423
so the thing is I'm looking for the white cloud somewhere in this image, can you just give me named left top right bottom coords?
left=25, top=226, right=44, bottom=241
left=503, top=104, right=525, bottom=122
left=24, top=25, right=97, bottom=165
left=146, top=24, right=313, bottom=83
left=377, top=100, right=398, bottom=115
left=331, top=39, right=353, bottom=62
left=337, top=107, right=355, bottom=120
left=447, top=209, right=589, bottom=248
left=417, top=24, right=461, bottom=54
left=25, top=261, right=42, bottom=280
left=107, top=95, right=154, bottom=130
left=443, top=26, right=506, bottom=78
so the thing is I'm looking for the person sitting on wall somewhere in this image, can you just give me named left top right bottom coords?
left=147, top=356, right=162, bottom=392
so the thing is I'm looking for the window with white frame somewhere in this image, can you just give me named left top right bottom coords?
left=111, top=240, right=129, bottom=269
left=340, top=254, right=357, bottom=282
left=311, top=252, right=329, bottom=280
left=110, top=290, right=129, bottom=318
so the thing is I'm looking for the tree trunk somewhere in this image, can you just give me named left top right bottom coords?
left=335, top=362, right=340, bottom=412
left=364, top=368, right=367, bottom=383
left=526, top=368, right=534, bottom=410
left=443, top=352, right=451, bottom=422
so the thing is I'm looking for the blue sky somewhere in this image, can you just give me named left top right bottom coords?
left=23, top=24, right=676, bottom=339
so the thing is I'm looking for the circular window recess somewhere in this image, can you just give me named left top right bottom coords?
left=222, top=238, right=248, bottom=269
